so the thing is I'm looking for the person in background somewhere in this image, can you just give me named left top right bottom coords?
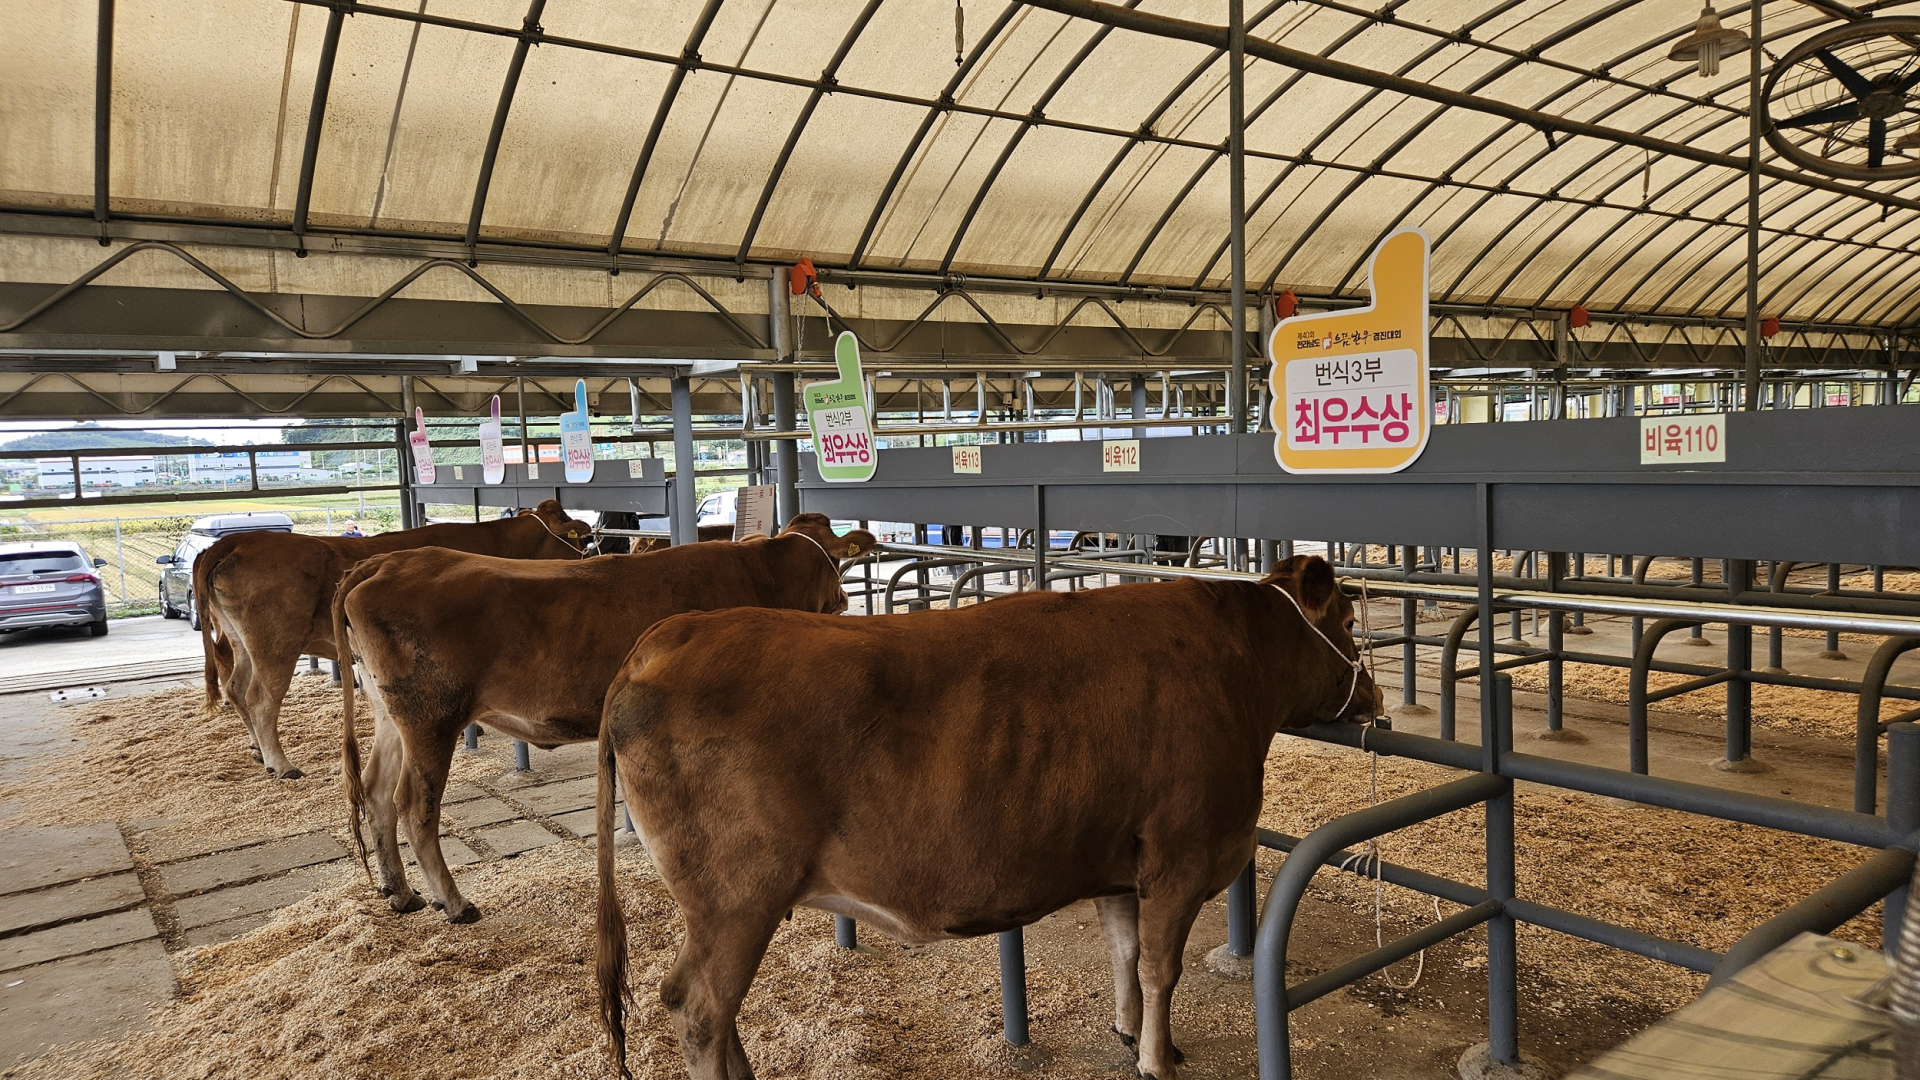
left=340, top=520, right=364, bottom=538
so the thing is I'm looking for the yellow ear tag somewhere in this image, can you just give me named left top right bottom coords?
left=845, top=543, right=859, bottom=557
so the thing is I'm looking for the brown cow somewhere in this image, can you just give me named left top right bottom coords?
left=196, top=501, right=591, bottom=779
left=595, top=555, right=1378, bottom=1080
left=335, top=514, right=879, bottom=923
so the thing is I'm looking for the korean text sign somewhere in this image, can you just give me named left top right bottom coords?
left=1268, top=228, right=1432, bottom=474
left=804, top=332, right=876, bottom=483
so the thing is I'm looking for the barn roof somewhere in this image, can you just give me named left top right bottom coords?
left=4, top=0, right=1919, bottom=329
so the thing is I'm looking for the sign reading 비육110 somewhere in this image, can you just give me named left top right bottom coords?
left=1268, top=227, right=1433, bottom=474
left=804, top=331, right=876, bottom=483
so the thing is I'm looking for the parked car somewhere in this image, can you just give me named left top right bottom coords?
left=156, top=512, right=294, bottom=629
left=0, top=541, right=110, bottom=637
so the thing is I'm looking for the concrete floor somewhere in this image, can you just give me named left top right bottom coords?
left=0, top=615, right=203, bottom=695
left=0, top=684, right=613, bottom=1069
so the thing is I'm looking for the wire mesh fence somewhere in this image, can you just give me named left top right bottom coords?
left=0, top=504, right=403, bottom=616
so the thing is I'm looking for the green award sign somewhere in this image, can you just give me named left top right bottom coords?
left=803, top=331, right=877, bottom=483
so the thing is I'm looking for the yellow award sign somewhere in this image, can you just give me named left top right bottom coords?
left=1269, top=228, right=1432, bottom=474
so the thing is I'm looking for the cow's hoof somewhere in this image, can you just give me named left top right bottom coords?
left=277, top=766, right=304, bottom=780
left=375, top=885, right=395, bottom=898
left=1113, top=1027, right=1137, bottom=1048
left=1174, top=1045, right=1185, bottom=1065
left=390, top=894, right=427, bottom=914
left=249, top=747, right=263, bottom=762
left=446, top=905, right=482, bottom=925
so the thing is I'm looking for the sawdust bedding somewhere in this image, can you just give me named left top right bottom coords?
left=1509, top=661, right=1877, bottom=740
left=7, top=690, right=1890, bottom=1080
left=0, top=675, right=492, bottom=863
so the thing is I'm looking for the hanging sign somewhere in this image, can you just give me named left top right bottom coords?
left=479, top=396, right=506, bottom=484
left=804, top=331, right=876, bottom=483
left=560, top=380, right=595, bottom=484
left=733, top=484, right=777, bottom=540
left=1268, top=227, right=1432, bottom=474
left=408, top=407, right=435, bottom=485
left=951, top=446, right=982, bottom=474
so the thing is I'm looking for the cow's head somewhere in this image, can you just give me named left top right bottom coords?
left=776, top=513, right=880, bottom=614
left=525, top=499, right=595, bottom=556
left=1262, top=554, right=1380, bottom=726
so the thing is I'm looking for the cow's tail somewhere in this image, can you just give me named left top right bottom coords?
left=334, top=559, right=378, bottom=879
left=195, top=547, right=223, bottom=712
left=595, top=699, right=634, bottom=1079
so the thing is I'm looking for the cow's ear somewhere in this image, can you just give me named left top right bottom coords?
left=840, top=530, right=880, bottom=560
left=1296, top=556, right=1336, bottom=616
left=1265, top=553, right=1311, bottom=578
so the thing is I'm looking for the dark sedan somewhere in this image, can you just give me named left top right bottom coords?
left=0, top=542, right=109, bottom=637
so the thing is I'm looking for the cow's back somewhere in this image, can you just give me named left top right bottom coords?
left=609, top=583, right=1277, bottom=927
left=341, top=541, right=812, bottom=742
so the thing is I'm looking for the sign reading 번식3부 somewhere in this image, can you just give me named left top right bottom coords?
left=1269, top=228, right=1433, bottom=474
left=804, top=332, right=876, bottom=483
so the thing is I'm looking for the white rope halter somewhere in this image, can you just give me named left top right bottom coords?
left=526, top=509, right=591, bottom=558
left=786, top=528, right=851, bottom=582
left=1267, top=580, right=1365, bottom=719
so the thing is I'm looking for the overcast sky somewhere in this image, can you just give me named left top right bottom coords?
left=0, top=419, right=291, bottom=446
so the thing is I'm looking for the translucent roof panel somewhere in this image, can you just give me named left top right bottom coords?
left=6, top=0, right=1920, bottom=327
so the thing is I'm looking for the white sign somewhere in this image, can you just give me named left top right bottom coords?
left=628, top=458, right=647, bottom=479
left=1102, top=440, right=1140, bottom=472
left=478, top=396, right=506, bottom=484
left=408, top=407, right=435, bottom=485
left=1640, top=414, right=1726, bottom=464
left=560, top=380, right=595, bottom=484
left=527, top=462, right=539, bottom=479
left=733, top=484, right=777, bottom=540
left=951, top=446, right=982, bottom=474
left=452, top=465, right=463, bottom=480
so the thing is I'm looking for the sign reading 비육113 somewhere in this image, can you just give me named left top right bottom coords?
left=804, top=332, right=876, bottom=483
left=1268, top=228, right=1433, bottom=474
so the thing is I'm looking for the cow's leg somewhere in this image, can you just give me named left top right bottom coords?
left=661, top=905, right=781, bottom=1080
left=1095, top=892, right=1143, bottom=1048
left=1132, top=890, right=1206, bottom=1080
left=361, top=716, right=419, bottom=910
left=240, top=645, right=303, bottom=772
left=396, top=740, right=477, bottom=923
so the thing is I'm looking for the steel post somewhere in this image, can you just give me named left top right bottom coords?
left=1401, top=544, right=1418, bottom=707
left=670, top=375, right=697, bottom=545
left=1226, top=0, right=1247, bottom=435
left=1890, top=723, right=1920, bottom=951
left=1132, top=374, right=1148, bottom=439
left=394, top=418, right=417, bottom=529
left=998, top=928, right=1030, bottom=1046
left=464, top=723, right=478, bottom=750
left=1742, top=0, right=1762, bottom=411
left=512, top=739, right=530, bottom=771
left=1487, top=676, right=1518, bottom=1065
left=1859, top=637, right=1920, bottom=813
left=769, top=267, right=800, bottom=526
left=1033, top=485, right=1047, bottom=591
left=1227, top=858, right=1255, bottom=958
left=834, top=915, right=857, bottom=949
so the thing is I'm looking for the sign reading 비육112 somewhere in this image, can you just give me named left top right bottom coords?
left=804, top=331, right=876, bottom=483
left=1268, top=228, right=1433, bottom=474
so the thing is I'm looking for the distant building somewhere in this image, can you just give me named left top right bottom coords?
left=187, top=450, right=310, bottom=483
left=35, top=456, right=159, bottom=489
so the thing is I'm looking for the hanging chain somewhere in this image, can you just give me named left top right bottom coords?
left=954, top=0, right=965, bottom=66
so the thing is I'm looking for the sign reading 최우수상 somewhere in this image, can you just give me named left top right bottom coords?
left=1268, top=227, right=1433, bottom=474
left=804, top=331, right=876, bottom=483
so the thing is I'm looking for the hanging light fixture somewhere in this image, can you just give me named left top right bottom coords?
left=1669, top=5, right=1751, bottom=78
